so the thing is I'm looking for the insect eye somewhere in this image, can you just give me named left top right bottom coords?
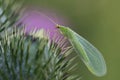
left=56, top=24, right=60, bottom=28
left=57, top=26, right=60, bottom=29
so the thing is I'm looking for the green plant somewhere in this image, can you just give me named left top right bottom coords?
left=0, top=0, right=107, bottom=80
left=0, top=0, right=81, bottom=80
left=0, top=28, right=80, bottom=80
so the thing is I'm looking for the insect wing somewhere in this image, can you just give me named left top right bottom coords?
left=74, top=32, right=107, bottom=77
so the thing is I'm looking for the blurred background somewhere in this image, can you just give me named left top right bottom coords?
left=25, top=0, right=120, bottom=80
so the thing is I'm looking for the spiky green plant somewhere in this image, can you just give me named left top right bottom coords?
left=0, top=0, right=25, bottom=33
left=0, top=0, right=81, bottom=80
left=0, top=28, right=80, bottom=80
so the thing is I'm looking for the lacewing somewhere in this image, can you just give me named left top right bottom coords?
left=56, top=25, right=107, bottom=77
left=25, top=12, right=107, bottom=76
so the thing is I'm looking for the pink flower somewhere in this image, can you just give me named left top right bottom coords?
left=17, top=8, right=69, bottom=49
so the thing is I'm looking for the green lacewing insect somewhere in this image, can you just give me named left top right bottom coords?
left=56, top=25, right=107, bottom=77
left=27, top=12, right=107, bottom=77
